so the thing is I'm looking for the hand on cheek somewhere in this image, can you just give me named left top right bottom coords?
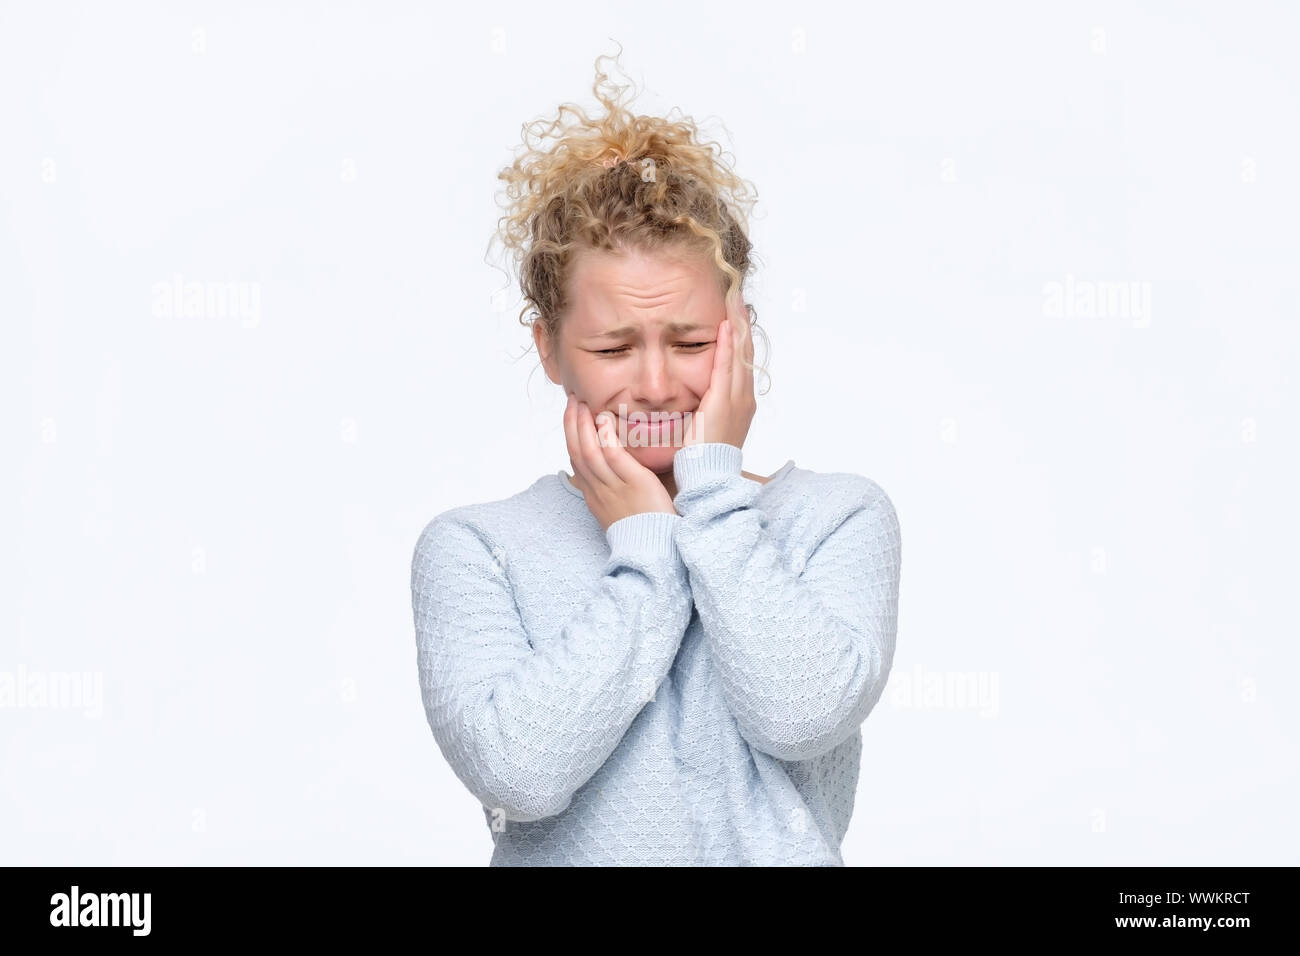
left=682, top=286, right=757, bottom=450
left=563, top=393, right=677, bottom=531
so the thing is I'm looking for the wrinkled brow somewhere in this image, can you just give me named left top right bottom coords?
left=593, top=322, right=708, bottom=339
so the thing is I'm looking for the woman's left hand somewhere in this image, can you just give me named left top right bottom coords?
left=682, top=285, right=757, bottom=450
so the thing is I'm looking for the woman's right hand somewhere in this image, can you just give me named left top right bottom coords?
left=564, top=393, right=678, bottom=532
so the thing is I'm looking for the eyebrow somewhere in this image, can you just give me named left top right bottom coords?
left=592, top=322, right=707, bottom=339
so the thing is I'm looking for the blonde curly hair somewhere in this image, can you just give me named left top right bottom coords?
left=490, top=44, right=771, bottom=393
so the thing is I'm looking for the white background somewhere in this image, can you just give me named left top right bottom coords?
left=2, top=1, right=1296, bottom=865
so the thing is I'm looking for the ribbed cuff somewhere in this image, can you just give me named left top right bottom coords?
left=673, top=442, right=743, bottom=495
left=605, top=510, right=682, bottom=563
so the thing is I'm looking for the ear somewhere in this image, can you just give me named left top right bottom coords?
left=533, top=320, right=562, bottom=386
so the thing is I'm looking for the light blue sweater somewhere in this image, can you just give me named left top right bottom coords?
left=410, top=442, right=901, bottom=865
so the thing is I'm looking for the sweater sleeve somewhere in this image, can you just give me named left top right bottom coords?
left=411, top=509, right=693, bottom=823
left=670, top=443, right=902, bottom=762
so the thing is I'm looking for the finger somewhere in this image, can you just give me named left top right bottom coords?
left=681, top=407, right=697, bottom=446
left=731, top=287, right=754, bottom=363
left=733, top=304, right=755, bottom=406
left=724, top=289, right=753, bottom=404
left=730, top=307, right=745, bottom=403
left=685, top=321, right=726, bottom=448
left=591, top=410, right=642, bottom=484
left=714, top=313, right=733, bottom=397
left=566, top=395, right=604, bottom=493
left=597, top=413, right=659, bottom=482
left=577, top=402, right=619, bottom=487
left=567, top=457, right=591, bottom=497
left=563, top=393, right=586, bottom=485
left=594, top=411, right=628, bottom=457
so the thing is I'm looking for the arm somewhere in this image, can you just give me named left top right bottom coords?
left=411, top=510, right=692, bottom=822
left=671, top=443, right=902, bottom=762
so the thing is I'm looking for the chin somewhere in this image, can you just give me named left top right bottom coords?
left=628, top=444, right=677, bottom=475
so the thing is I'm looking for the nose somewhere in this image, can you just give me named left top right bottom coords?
left=632, top=346, right=677, bottom=407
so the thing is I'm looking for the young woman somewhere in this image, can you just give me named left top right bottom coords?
left=411, top=52, right=902, bottom=866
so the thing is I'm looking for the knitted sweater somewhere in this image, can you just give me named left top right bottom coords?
left=410, top=441, right=902, bottom=866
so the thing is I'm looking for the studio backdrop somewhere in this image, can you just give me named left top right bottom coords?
left=1, top=1, right=1296, bottom=865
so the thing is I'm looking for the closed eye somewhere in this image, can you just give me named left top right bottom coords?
left=595, top=342, right=712, bottom=356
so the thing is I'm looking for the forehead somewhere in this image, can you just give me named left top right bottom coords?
left=565, top=247, right=720, bottom=333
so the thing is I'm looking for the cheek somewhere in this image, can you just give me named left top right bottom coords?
left=568, top=360, right=617, bottom=401
left=685, top=355, right=714, bottom=394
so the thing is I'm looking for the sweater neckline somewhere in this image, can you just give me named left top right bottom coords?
left=557, top=457, right=797, bottom=499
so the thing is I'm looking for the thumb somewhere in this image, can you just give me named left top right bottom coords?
left=596, top=417, right=653, bottom=484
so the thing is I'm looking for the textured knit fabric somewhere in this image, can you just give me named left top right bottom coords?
left=410, top=441, right=902, bottom=866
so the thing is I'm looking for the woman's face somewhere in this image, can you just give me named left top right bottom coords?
left=535, top=245, right=723, bottom=476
